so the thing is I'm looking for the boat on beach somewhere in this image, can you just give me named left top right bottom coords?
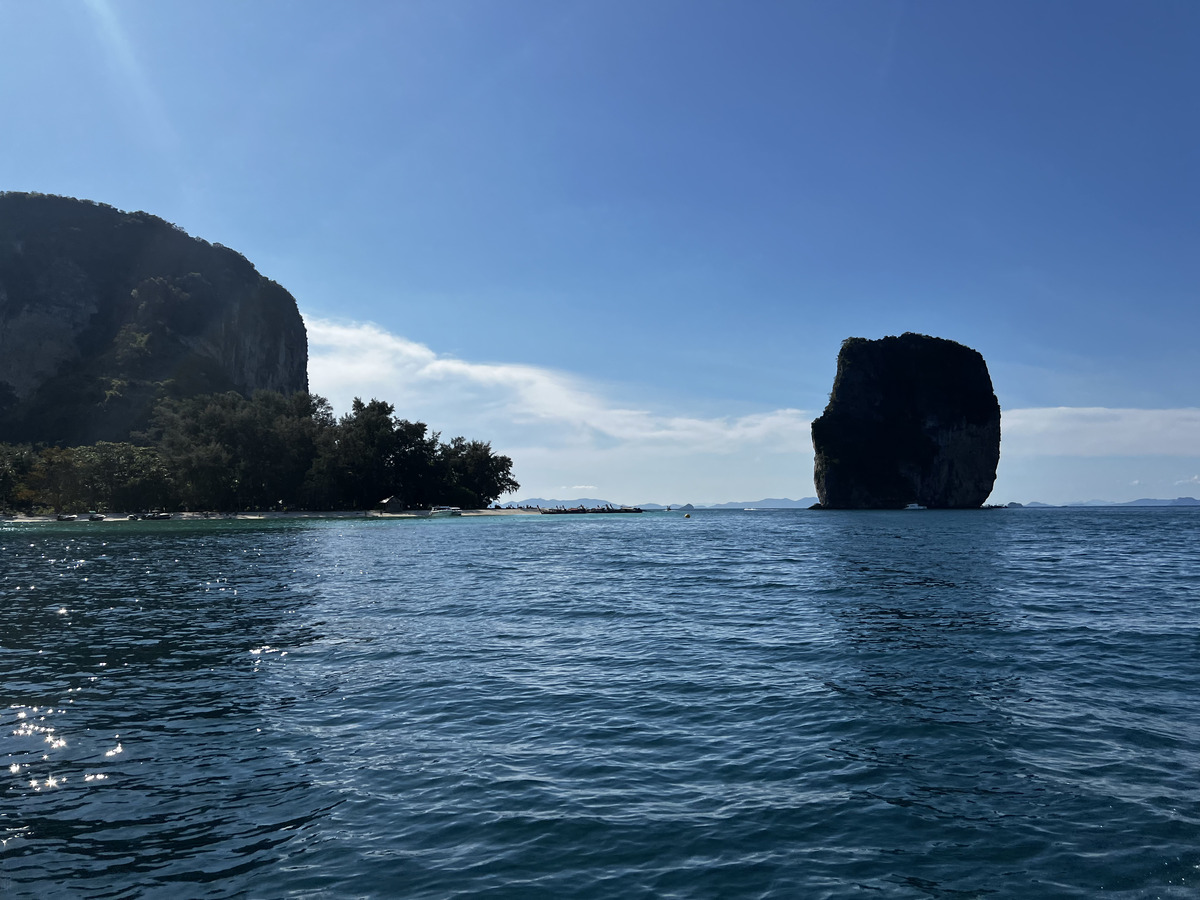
left=429, top=506, right=462, bottom=517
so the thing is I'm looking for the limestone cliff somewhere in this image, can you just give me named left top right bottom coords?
left=0, top=193, right=307, bottom=444
left=810, top=333, right=1001, bottom=509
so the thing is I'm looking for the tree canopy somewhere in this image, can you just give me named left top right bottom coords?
left=0, top=389, right=518, bottom=514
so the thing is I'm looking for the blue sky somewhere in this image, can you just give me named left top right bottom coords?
left=3, top=0, right=1198, bottom=503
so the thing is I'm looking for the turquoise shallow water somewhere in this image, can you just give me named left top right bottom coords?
left=2, top=508, right=1198, bottom=898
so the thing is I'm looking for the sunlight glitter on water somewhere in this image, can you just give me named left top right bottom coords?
left=2, top=510, right=1198, bottom=898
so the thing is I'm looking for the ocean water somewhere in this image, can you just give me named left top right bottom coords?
left=2, top=508, right=1198, bottom=899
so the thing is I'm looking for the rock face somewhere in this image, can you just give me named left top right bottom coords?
left=810, top=333, right=1000, bottom=509
left=0, top=193, right=307, bottom=444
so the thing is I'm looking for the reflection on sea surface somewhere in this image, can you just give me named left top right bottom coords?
left=2, top=511, right=1199, bottom=898
left=1, top=520, right=330, bottom=893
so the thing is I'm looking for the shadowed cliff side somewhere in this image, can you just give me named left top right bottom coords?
left=811, top=333, right=1001, bottom=509
left=0, top=192, right=308, bottom=444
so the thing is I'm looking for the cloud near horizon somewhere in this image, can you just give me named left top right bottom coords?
left=1000, top=407, right=1200, bottom=458
left=306, top=316, right=1200, bottom=502
left=306, top=317, right=812, bottom=453
left=306, top=315, right=814, bottom=503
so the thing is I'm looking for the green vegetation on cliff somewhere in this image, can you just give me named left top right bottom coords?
left=0, top=194, right=519, bottom=513
left=0, top=192, right=308, bottom=444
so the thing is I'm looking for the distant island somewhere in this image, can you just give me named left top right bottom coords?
left=503, top=497, right=1200, bottom=511
left=0, top=193, right=517, bottom=515
left=507, top=497, right=819, bottom=510
left=1013, top=498, right=1200, bottom=508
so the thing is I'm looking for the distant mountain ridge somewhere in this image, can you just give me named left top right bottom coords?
left=508, top=496, right=1200, bottom=510
left=702, top=497, right=818, bottom=509
left=1013, top=498, right=1200, bottom=508
left=508, top=497, right=819, bottom=509
left=1045, top=497, right=1200, bottom=508
left=505, top=498, right=621, bottom=509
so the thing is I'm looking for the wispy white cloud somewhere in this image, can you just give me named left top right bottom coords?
left=1176, top=474, right=1200, bottom=486
left=305, top=317, right=1200, bottom=503
left=306, top=317, right=811, bottom=453
left=1001, top=407, right=1200, bottom=457
left=305, top=316, right=815, bottom=503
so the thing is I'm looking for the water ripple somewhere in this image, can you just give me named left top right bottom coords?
left=2, top=510, right=1199, bottom=897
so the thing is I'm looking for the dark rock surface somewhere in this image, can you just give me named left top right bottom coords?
left=811, top=333, right=1001, bottom=509
left=0, top=192, right=307, bottom=443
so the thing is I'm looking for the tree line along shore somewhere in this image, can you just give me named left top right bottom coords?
left=0, top=389, right=518, bottom=516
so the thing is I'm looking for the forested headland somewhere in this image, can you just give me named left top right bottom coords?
left=1, top=195, right=519, bottom=516
left=0, top=390, right=518, bottom=515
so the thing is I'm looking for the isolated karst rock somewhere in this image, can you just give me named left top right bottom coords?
left=0, top=192, right=308, bottom=443
left=810, top=333, right=1001, bottom=509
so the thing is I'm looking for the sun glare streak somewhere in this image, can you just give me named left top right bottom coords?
left=83, top=0, right=176, bottom=152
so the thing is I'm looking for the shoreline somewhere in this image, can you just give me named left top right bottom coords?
left=1, top=508, right=543, bottom=524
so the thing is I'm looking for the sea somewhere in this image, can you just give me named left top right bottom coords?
left=2, top=508, right=1198, bottom=899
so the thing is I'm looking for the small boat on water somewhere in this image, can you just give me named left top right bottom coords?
left=56, top=513, right=78, bottom=522
left=429, top=506, right=462, bottom=517
left=89, top=512, right=106, bottom=521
